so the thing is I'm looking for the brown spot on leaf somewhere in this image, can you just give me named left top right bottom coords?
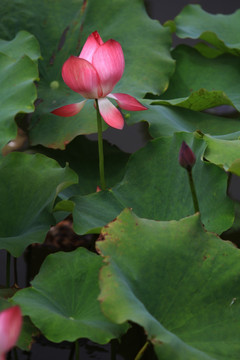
left=76, top=24, right=84, bottom=52
left=97, top=234, right=105, bottom=242
left=34, top=98, right=43, bottom=107
left=151, top=338, right=163, bottom=345
left=57, top=26, right=70, bottom=51
left=76, top=1, right=88, bottom=51
left=49, top=52, right=55, bottom=65
left=81, top=0, right=88, bottom=14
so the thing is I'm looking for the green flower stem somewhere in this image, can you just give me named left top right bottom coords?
left=135, top=341, right=149, bottom=360
left=187, top=168, right=199, bottom=213
left=75, top=340, right=79, bottom=360
left=95, top=99, right=106, bottom=190
left=6, top=251, right=11, bottom=287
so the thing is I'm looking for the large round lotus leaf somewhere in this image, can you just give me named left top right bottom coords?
left=125, top=101, right=240, bottom=139
left=12, top=248, right=127, bottom=343
left=168, top=4, right=240, bottom=56
left=112, top=132, right=234, bottom=234
left=0, top=290, right=38, bottom=351
left=0, top=0, right=174, bottom=148
left=0, top=152, right=77, bottom=256
left=155, top=45, right=240, bottom=112
left=97, top=209, right=240, bottom=360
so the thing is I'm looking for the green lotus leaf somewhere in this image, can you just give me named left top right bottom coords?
left=98, top=209, right=240, bottom=359
left=12, top=248, right=127, bottom=343
left=0, top=30, right=40, bottom=61
left=203, top=135, right=240, bottom=171
left=112, top=132, right=234, bottom=234
left=193, top=42, right=223, bottom=59
left=154, top=45, right=240, bottom=112
left=168, top=4, right=240, bottom=56
left=0, top=30, right=40, bottom=152
left=71, top=190, right=125, bottom=235
left=0, top=54, right=38, bottom=152
left=0, top=152, right=78, bottom=256
left=125, top=101, right=240, bottom=139
left=228, top=160, right=240, bottom=177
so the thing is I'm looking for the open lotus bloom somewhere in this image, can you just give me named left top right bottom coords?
left=52, top=31, right=147, bottom=129
left=0, top=306, right=22, bottom=360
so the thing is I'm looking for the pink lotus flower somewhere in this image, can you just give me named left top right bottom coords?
left=0, top=306, right=22, bottom=360
left=52, top=31, right=147, bottom=129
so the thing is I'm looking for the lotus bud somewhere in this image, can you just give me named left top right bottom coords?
left=179, top=141, right=196, bottom=170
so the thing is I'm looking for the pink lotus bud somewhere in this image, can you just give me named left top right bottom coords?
left=0, top=306, right=22, bottom=359
left=179, top=141, right=196, bottom=170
